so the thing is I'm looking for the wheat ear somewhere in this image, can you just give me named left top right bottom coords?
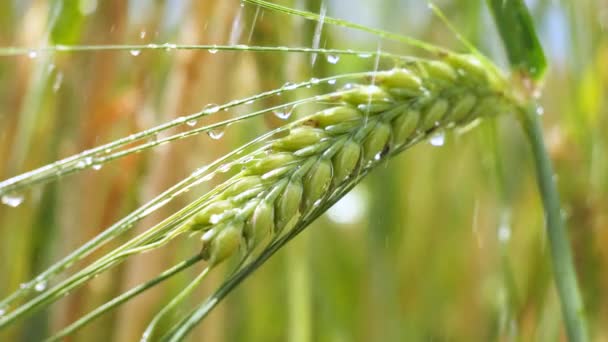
left=184, top=53, right=517, bottom=266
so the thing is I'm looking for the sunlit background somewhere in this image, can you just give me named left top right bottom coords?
left=0, top=0, right=607, bottom=341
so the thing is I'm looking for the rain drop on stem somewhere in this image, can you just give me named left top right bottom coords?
left=129, top=49, right=141, bottom=56
left=207, top=129, right=225, bottom=140
left=282, top=82, right=298, bottom=91
left=203, top=103, right=220, bottom=114
left=34, top=281, right=47, bottom=292
left=326, top=54, right=340, bottom=64
left=186, top=119, right=198, bottom=127
left=274, top=107, right=293, bottom=120
left=429, top=131, right=445, bottom=147
left=2, top=193, right=24, bottom=207
left=28, top=50, right=38, bottom=59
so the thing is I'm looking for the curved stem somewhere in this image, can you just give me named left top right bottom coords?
left=141, top=266, right=211, bottom=342
left=520, top=104, right=588, bottom=342
left=46, top=254, right=204, bottom=342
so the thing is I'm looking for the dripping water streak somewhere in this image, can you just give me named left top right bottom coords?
left=229, top=5, right=245, bottom=45
left=310, top=2, right=326, bottom=66
left=247, top=6, right=261, bottom=43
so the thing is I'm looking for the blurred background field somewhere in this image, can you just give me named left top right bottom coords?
left=0, top=0, right=607, bottom=341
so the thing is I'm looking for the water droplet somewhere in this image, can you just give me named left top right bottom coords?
left=207, top=129, right=225, bottom=140
left=186, top=119, right=198, bottom=127
left=92, top=163, right=103, bottom=170
left=245, top=100, right=254, bottom=105
left=208, top=46, right=218, bottom=54
left=140, top=30, right=146, bottom=39
left=357, top=53, right=372, bottom=58
left=28, top=50, right=38, bottom=59
left=326, top=54, right=340, bottom=64
left=210, top=214, right=222, bottom=224
left=498, top=224, right=511, bottom=243
left=34, top=281, right=47, bottom=292
left=218, top=163, right=232, bottom=173
left=2, top=193, right=24, bottom=207
left=52, top=72, right=63, bottom=92
left=273, top=107, right=293, bottom=120
left=310, top=77, right=320, bottom=84
left=429, top=131, right=445, bottom=146
left=129, top=49, right=141, bottom=56
left=164, top=42, right=177, bottom=51
left=327, top=79, right=337, bottom=85
left=536, top=106, right=544, bottom=116
left=203, top=103, right=220, bottom=114
left=201, top=173, right=216, bottom=182
left=283, top=82, right=298, bottom=90
left=0, top=306, right=6, bottom=316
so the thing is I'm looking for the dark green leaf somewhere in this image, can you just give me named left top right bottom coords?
left=486, top=0, right=547, bottom=81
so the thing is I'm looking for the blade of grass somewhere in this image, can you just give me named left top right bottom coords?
left=485, top=0, right=547, bottom=81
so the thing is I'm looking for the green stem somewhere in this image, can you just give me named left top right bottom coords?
left=46, top=254, right=204, bottom=341
left=520, top=104, right=588, bottom=342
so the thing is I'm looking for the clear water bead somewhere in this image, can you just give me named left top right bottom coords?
left=129, top=49, right=141, bottom=56
left=203, top=104, right=220, bottom=114
left=326, top=54, right=340, bottom=64
left=207, top=129, right=225, bottom=140
left=34, top=280, right=47, bottom=292
left=2, top=193, right=24, bottom=207
left=429, top=131, right=445, bottom=146
left=282, top=82, right=298, bottom=90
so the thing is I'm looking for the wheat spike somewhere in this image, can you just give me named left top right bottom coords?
left=185, top=53, right=517, bottom=265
